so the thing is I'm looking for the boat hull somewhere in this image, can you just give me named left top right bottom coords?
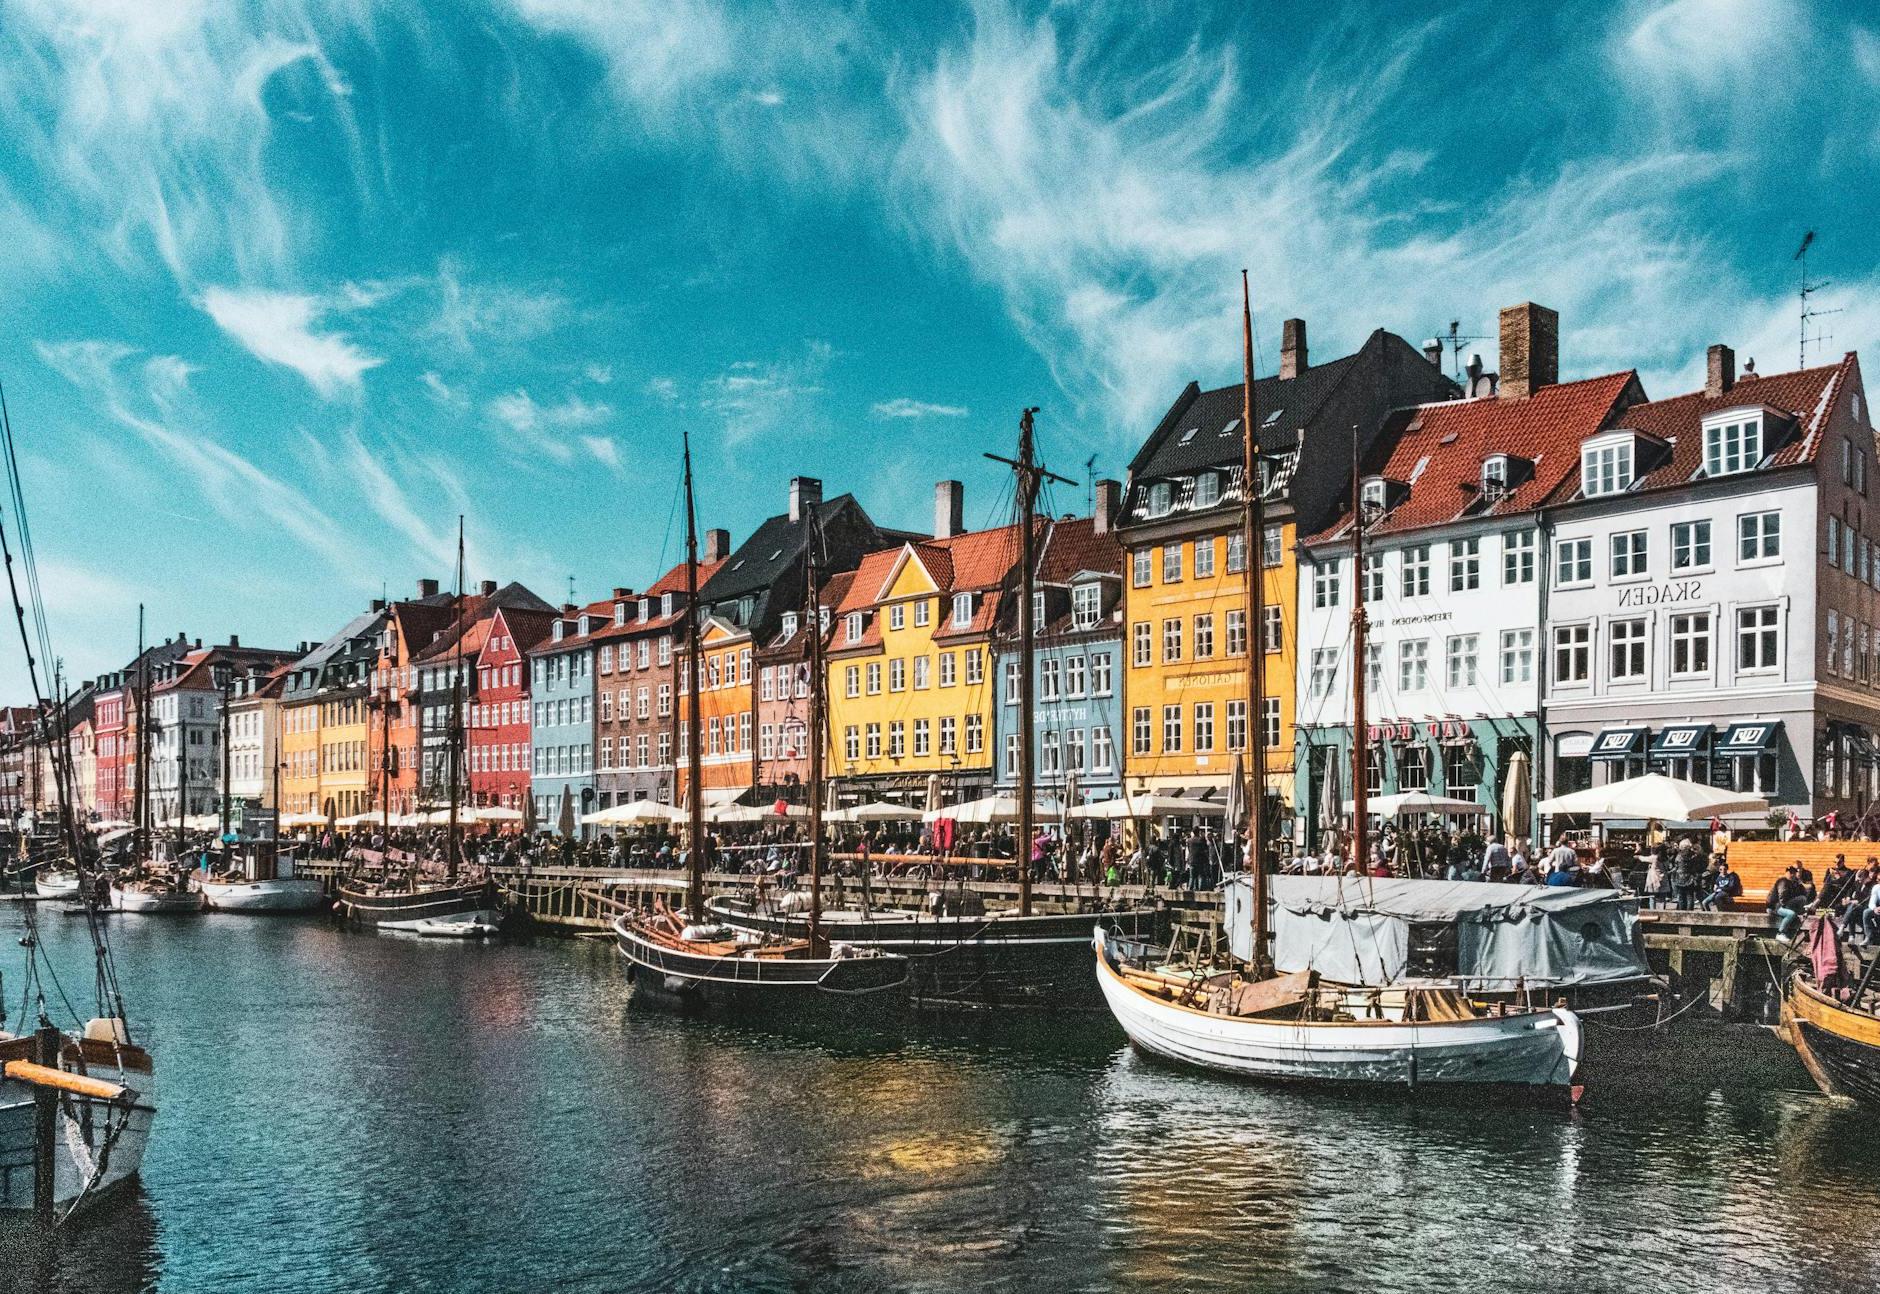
left=0, top=1038, right=155, bottom=1219
left=1095, top=930, right=1582, bottom=1091
left=109, top=885, right=205, bottom=914
left=614, top=916, right=909, bottom=1012
left=33, top=873, right=80, bottom=900
left=336, top=879, right=497, bottom=928
left=196, top=876, right=327, bottom=913
left=1783, top=975, right=1880, bottom=1104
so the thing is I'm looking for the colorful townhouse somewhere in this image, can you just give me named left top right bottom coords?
left=678, top=477, right=908, bottom=808
left=412, top=580, right=553, bottom=811
left=0, top=706, right=34, bottom=814
left=528, top=599, right=608, bottom=831
left=1294, top=304, right=1642, bottom=847
left=91, top=634, right=195, bottom=822
left=754, top=570, right=852, bottom=804
left=1118, top=319, right=1458, bottom=836
left=826, top=485, right=1019, bottom=807
left=1541, top=345, right=1875, bottom=818
left=470, top=603, right=555, bottom=812
left=147, top=638, right=299, bottom=821
left=371, top=582, right=460, bottom=818
left=227, top=662, right=287, bottom=815
left=63, top=687, right=96, bottom=819
left=281, top=609, right=386, bottom=820
left=992, top=499, right=1127, bottom=805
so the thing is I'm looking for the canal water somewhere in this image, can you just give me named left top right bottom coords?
left=4, top=906, right=1879, bottom=1293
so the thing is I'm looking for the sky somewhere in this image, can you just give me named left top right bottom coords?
left=1, top=0, right=1878, bottom=696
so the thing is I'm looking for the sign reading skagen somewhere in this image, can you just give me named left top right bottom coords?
left=1615, top=579, right=1704, bottom=608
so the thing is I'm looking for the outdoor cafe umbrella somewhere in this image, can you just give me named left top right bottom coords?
left=557, top=788, right=576, bottom=838
left=581, top=799, right=684, bottom=827
left=1537, top=773, right=1766, bottom=821
left=1067, top=794, right=1228, bottom=820
left=522, top=793, right=537, bottom=835
left=923, top=792, right=1063, bottom=824
left=824, top=800, right=923, bottom=823
left=1501, top=749, right=1532, bottom=846
left=1341, top=790, right=1485, bottom=817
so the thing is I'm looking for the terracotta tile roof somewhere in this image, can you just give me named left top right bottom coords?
left=1035, top=516, right=1123, bottom=583
left=1545, top=355, right=1854, bottom=503
left=1306, top=371, right=1641, bottom=543
left=647, top=556, right=726, bottom=598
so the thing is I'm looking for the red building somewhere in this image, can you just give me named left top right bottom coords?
left=469, top=605, right=554, bottom=810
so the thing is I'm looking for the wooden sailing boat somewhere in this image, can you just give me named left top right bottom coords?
left=1093, top=275, right=1585, bottom=1094
left=195, top=664, right=323, bottom=912
left=110, top=608, right=204, bottom=914
left=614, top=433, right=908, bottom=1008
left=337, top=523, right=502, bottom=929
left=1780, top=916, right=1880, bottom=1104
left=709, top=408, right=1166, bottom=1010
left=0, top=388, right=155, bottom=1221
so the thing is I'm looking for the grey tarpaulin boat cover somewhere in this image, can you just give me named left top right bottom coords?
left=1223, top=874, right=1650, bottom=988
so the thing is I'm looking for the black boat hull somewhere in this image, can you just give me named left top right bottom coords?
left=336, top=878, right=499, bottom=927
left=613, top=917, right=909, bottom=1013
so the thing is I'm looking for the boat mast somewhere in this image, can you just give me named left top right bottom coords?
left=805, top=504, right=828, bottom=955
left=682, top=430, right=706, bottom=924
left=219, top=664, right=233, bottom=863
left=446, top=517, right=464, bottom=881
left=1349, top=428, right=1369, bottom=873
left=986, top=409, right=1070, bottom=918
left=1241, top=270, right=1270, bottom=976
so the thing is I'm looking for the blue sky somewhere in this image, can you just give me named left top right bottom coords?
left=1, top=0, right=1877, bottom=693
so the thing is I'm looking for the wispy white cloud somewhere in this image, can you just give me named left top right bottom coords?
left=872, top=397, right=968, bottom=420
left=430, top=257, right=565, bottom=353
left=487, top=387, right=613, bottom=463
left=645, top=376, right=679, bottom=403
left=699, top=341, right=833, bottom=446
left=581, top=434, right=623, bottom=471
left=420, top=369, right=468, bottom=409
left=197, top=285, right=382, bottom=397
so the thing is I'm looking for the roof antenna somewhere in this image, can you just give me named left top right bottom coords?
left=1083, top=454, right=1097, bottom=514
left=1444, top=319, right=1489, bottom=383
left=1797, top=230, right=1840, bottom=369
left=567, top=574, right=576, bottom=605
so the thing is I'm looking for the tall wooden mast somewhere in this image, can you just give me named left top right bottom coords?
left=1241, top=271, right=1270, bottom=975
left=804, top=503, right=828, bottom=955
left=1349, top=429, right=1369, bottom=873
left=445, top=517, right=464, bottom=881
left=682, top=431, right=707, bottom=924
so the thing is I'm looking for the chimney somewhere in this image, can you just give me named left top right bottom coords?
left=611, top=587, right=630, bottom=599
left=479, top=579, right=497, bottom=598
left=934, top=480, right=964, bottom=539
left=1498, top=302, right=1558, bottom=400
left=1280, top=318, right=1307, bottom=380
left=370, top=598, right=386, bottom=612
left=417, top=578, right=440, bottom=598
left=1422, top=338, right=1444, bottom=369
left=704, top=529, right=730, bottom=563
left=789, top=476, right=823, bottom=523
left=227, top=635, right=239, bottom=648
left=561, top=603, right=577, bottom=616
left=1706, top=344, right=1736, bottom=398
left=1093, top=479, right=1121, bottom=535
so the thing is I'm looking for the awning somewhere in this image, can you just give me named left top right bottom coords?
left=1588, top=726, right=1648, bottom=760
left=1852, top=732, right=1880, bottom=765
left=1648, top=724, right=1711, bottom=756
left=1715, top=721, right=1779, bottom=757
left=701, top=787, right=750, bottom=808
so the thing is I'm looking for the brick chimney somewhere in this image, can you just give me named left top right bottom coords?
left=227, top=634, right=240, bottom=648
left=1093, top=479, right=1121, bottom=535
left=611, top=587, right=631, bottom=599
left=1280, top=318, right=1307, bottom=380
left=417, top=578, right=440, bottom=598
left=1498, top=302, right=1558, bottom=400
left=1706, top=344, right=1736, bottom=398
left=369, top=598, right=386, bottom=613
left=934, top=480, right=964, bottom=539
left=703, top=528, right=730, bottom=563
left=479, top=579, right=497, bottom=597
left=788, top=476, right=823, bottom=523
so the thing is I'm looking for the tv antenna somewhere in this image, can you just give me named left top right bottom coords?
left=1083, top=453, right=1097, bottom=514
left=1797, top=230, right=1840, bottom=369
left=1440, top=319, right=1490, bottom=383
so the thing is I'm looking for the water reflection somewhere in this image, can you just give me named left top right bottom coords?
left=0, top=1186, right=159, bottom=1294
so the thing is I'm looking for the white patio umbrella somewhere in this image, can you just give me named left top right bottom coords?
left=710, top=802, right=808, bottom=824
left=477, top=806, right=525, bottom=823
left=1342, top=790, right=1485, bottom=817
left=1501, top=749, right=1532, bottom=845
left=922, top=792, right=1063, bottom=824
left=1068, top=794, right=1228, bottom=820
left=581, top=799, right=684, bottom=827
left=335, top=811, right=382, bottom=827
left=824, top=800, right=924, bottom=823
left=1537, top=773, right=1766, bottom=820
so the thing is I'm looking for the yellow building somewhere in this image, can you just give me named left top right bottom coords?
left=279, top=693, right=321, bottom=817
left=675, top=615, right=755, bottom=806
left=318, top=692, right=370, bottom=818
left=826, top=524, right=1017, bottom=805
left=1116, top=323, right=1462, bottom=843
left=278, top=604, right=390, bottom=820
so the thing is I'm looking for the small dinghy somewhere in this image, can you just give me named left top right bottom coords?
left=414, top=915, right=499, bottom=939
left=32, top=871, right=80, bottom=900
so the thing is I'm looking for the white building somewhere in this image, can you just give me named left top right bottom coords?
left=1542, top=345, right=1873, bottom=821
left=227, top=665, right=284, bottom=813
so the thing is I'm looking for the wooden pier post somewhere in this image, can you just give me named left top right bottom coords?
left=32, top=1023, right=58, bottom=1223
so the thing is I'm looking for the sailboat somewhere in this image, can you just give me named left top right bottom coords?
left=613, top=433, right=909, bottom=1009
left=110, top=611, right=204, bottom=914
left=0, top=389, right=155, bottom=1221
left=192, top=666, right=323, bottom=913
left=337, top=524, right=504, bottom=930
left=708, top=408, right=1166, bottom=1010
left=1094, top=274, right=1585, bottom=1095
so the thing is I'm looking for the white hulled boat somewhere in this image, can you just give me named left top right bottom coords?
left=1, top=1018, right=155, bottom=1217
left=110, top=870, right=205, bottom=914
left=32, top=870, right=79, bottom=900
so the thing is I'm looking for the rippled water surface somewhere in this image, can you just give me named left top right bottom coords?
left=3, top=905, right=1878, bottom=1293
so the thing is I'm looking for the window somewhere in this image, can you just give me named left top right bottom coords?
left=1362, top=552, right=1384, bottom=603
left=1092, top=726, right=1115, bottom=772
left=1364, top=642, right=1383, bottom=693
left=952, top=593, right=974, bottom=627
left=1162, top=618, right=1183, bottom=663
left=965, top=651, right=983, bottom=685
left=1399, top=745, right=1430, bottom=792
left=1361, top=478, right=1388, bottom=512
left=758, top=669, right=773, bottom=703
left=1090, top=655, right=1113, bottom=695
left=1040, top=657, right=1061, bottom=700
left=1703, top=414, right=1761, bottom=477
left=1400, top=544, right=1429, bottom=597
left=1399, top=640, right=1429, bottom=691
left=1555, top=538, right=1592, bottom=586
left=1553, top=625, right=1591, bottom=684
left=1671, top=520, right=1711, bottom=571
left=865, top=724, right=882, bottom=758
left=1148, top=482, right=1173, bottom=517
left=913, top=719, right=930, bottom=757
left=657, top=684, right=671, bottom=717
left=1065, top=654, right=1087, bottom=696
left=1739, top=511, right=1780, bottom=562
left=1313, top=560, right=1341, bottom=608
left=1072, top=583, right=1101, bottom=629
left=758, top=725, right=774, bottom=761
left=914, top=599, right=930, bottom=627
left=1194, top=539, right=1216, bottom=579
left=1192, top=702, right=1215, bottom=752
left=890, top=604, right=905, bottom=631
left=1827, top=611, right=1840, bottom=675
left=1132, top=623, right=1152, bottom=667
left=866, top=662, right=881, bottom=695
left=1263, top=526, right=1282, bottom=568
left=1001, top=732, right=1020, bottom=779
left=1194, top=473, right=1220, bottom=509
left=1004, top=659, right=1023, bottom=704
left=845, top=726, right=860, bottom=762
left=1263, top=606, right=1283, bottom=654
left=1194, top=614, right=1215, bottom=659
left=846, top=612, right=864, bottom=643
left=1670, top=612, right=1711, bottom=676
left=1445, top=635, right=1479, bottom=688
left=1226, top=699, right=1247, bottom=752
left=845, top=665, right=861, bottom=699
left=1161, top=705, right=1183, bottom=753
left=939, top=716, right=957, bottom=755
left=1226, top=532, right=1247, bottom=575
left=1132, top=708, right=1152, bottom=756
left=1310, top=649, right=1337, bottom=697
left=1500, top=628, right=1534, bottom=683
left=965, top=714, right=984, bottom=752
left=913, top=655, right=930, bottom=689
left=1828, top=515, right=1842, bottom=570
left=1610, top=530, right=1647, bottom=578
left=1449, top=538, right=1481, bottom=592
left=1162, top=545, right=1182, bottom=584
left=1581, top=439, right=1634, bottom=496
left=1132, top=550, right=1152, bottom=587
left=1609, top=619, right=1647, bottom=680
left=939, top=652, right=957, bottom=687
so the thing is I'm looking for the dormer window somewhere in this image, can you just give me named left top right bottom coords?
left=1482, top=455, right=1509, bottom=495
left=1702, top=411, right=1762, bottom=477
left=1361, top=477, right=1388, bottom=511
left=1072, top=582, right=1101, bottom=630
left=1193, top=472, right=1220, bottom=508
left=552, top=622, right=565, bottom=642
left=818, top=607, right=831, bottom=632
left=781, top=611, right=799, bottom=638
left=1581, top=435, right=1635, bottom=497
left=951, top=592, right=974, bottom=627
left=579, top=616, right=593, bottom=635
left=661, top=593, right=673, bottom=618
left=1147, top=482, right=1173, bottom=517
left=638, top=598, right=650, bottom=622
left=846, top=612, right=864, bottom=643
left=1031, top=591, right=1047, bottom=625
left=614, top=603, right=626, bottom=626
